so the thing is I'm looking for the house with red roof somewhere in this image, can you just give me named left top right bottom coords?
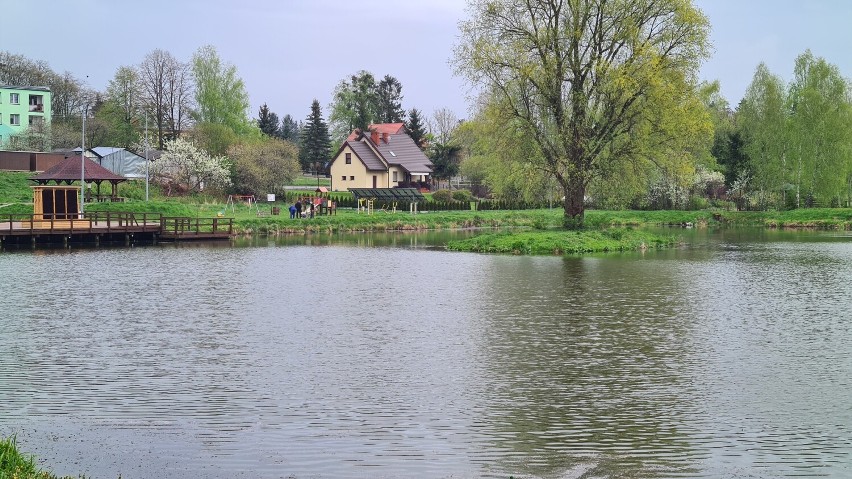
left=330, top=123, right=433, bottom=192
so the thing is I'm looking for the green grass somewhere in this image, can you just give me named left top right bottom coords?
left=288, top=175, right=330, bottom=187
left=0, top=172, right=35, bottom=204
left=446, top=228, right=678, bottom=255
left=6, top=172, right=852, bottom=230
left=0, top=436, right=86, bottom=479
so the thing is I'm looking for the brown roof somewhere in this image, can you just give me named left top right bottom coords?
left=347, top=140, right=387, bottom=171
left=346, top=122, right=406, bottom=141
left=336, top=131, right=433, bottom=175
left=31, top=155, right=127, bottom=183
left=375, top=133, right=433, bottom=174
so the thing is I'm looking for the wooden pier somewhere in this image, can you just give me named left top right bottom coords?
left=0, top=212, right=233, bottom=246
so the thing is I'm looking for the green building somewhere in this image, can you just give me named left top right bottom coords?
left=0, top=85, right=52, bottom=147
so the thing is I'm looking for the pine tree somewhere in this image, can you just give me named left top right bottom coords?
left=299, top=99, right=332, bottom=174
left=257, top=103, right=280, bottom=137
left=406, top=108, right=427, bottom=150
left=280, top=114, right=300, bottom=144
left=377, top=75, right=405, bottom=123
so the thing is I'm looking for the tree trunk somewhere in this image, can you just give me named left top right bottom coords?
left=562, top=180, right=585, bottom=229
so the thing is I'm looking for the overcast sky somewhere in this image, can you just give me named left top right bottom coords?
left=3, top=1, right=851, bottom=121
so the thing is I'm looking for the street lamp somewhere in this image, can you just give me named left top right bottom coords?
left=145, top=116, right=150, bottom=201
left=80, top=105, right=87, bottom=216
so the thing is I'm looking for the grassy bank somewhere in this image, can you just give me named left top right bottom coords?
left=446, top=228, right=678, bottom=255
left=0, top=436, right=81, bottom=479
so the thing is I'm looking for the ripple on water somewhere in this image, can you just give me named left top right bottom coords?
left=1, top=233, right=851, bottom=478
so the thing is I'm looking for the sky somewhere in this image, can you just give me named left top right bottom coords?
left=3, top=0, right=851, bottom=121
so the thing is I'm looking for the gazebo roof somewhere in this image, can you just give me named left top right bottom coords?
left=31, top=155, right=127, bottom=183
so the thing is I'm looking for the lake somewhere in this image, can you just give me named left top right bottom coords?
left=1, top=228, right=851, bottom=478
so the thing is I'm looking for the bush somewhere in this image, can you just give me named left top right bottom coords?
left=451, top=189, right=473, bottom=202
left=687, top=195, right=709, bottom=210
left=432, top=190, right=453, bottom=202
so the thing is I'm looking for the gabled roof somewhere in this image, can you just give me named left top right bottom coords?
left=348, top=140, right=387, bottom=171
left=374, top=133, right=433, bottom=174
left=346, top=122, right=406, bottom=141
left=335, top=128, right=433, bottom=175
left=31, top=155, right=127, bottom=183
left=91, top=147, right=125, bottom=158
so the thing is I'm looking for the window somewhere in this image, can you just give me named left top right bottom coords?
left=341, top=176, right=346, bottom=181
left=29, top=115, right=44, bottom=127
left=349, top=175, right=354, bottom=181
left=10, top=114, right=20, bottom=126
left=0, top=114, right=3, bottom=124
left=392, top=171, right=398, bottom=182
left=345, top=153, right=351, bottom=164
left=10, top=93, right=19, bottom=105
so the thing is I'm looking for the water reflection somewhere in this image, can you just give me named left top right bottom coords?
left=1, top=228, right=851, bottom=478
left=467, top=255, right=701, bottom=478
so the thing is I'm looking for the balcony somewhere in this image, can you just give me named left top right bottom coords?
left=29, top=95, right=44, bottom=113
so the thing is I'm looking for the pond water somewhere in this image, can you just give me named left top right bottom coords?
left=1, top=228, right=851, bottom=478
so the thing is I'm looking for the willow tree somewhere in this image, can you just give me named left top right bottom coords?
left=455, top=0, right=712, bottom=228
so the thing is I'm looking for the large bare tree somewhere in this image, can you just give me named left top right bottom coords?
left=138, top=49, right=192, bottom=148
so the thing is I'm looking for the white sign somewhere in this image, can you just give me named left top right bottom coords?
left=267, top=194, right=276, bottom=202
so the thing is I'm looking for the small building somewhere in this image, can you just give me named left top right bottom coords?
left=32, top=154, right=128, bottom=202
left=0, top=86, right=51, bottom=147
left=329, top=123, right=433, bottom=192
left=89, top=147, right=149, bottom=179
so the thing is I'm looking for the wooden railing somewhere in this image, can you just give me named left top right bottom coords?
left=0, top=212, right=164, bottom=234
left=160, top=216, right=233, bottom=236
left=1, top=213, right=232, bottom=238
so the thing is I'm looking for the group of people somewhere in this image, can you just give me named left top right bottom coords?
left=289, top=197, right=320, bottom=219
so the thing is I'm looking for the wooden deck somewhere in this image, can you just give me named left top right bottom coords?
left=0, top=212, right=233, bottom=245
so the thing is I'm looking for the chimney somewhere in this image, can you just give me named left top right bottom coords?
left=371, top=130, right=379, bottom=145
left=382, top=132, right=389, bottom=144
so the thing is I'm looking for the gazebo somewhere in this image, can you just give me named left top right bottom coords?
left=31, top=154, right=128, bottom=202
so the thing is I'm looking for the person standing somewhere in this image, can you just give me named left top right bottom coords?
left=295, top=199, right=302, bottom=219
left=289, top=204, right=296, bottom=219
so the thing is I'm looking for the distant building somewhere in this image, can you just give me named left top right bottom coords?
left=0, top=86, right=52, bottom=147
left=329, top=123, right=433, bottom=192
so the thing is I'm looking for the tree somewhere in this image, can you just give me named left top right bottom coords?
left=377, top=75, right=405, bottom=123
left=192, top=45, right=254, bottom=136
left=405, top=108, right=427, bottom=149
left=151, top=137, right=231, bottom=195
left=95, top=66, right=144, bottom=148
left=189, top=122, right=239, bottom=157
left=428, top=108, right=459, bottom=145
left=787, top=51, right=852, bottom=206
left=279, top=114, right=300, bottom=144
left=299, top=99, right=332, bottom=174
left=328, top=70, right=379, bottom=143
left=257, top=103, right=280, bottom=137
left=430, top=142, right=462, bottom=189
left=139, top=49, right=191, bottom=149
left=106, top=66, right=141, bottom=125
left=455, top=0, right=712, bottom=228
left=229, top=137, right=301, bottom=195
left=738, top=63, right=790, bottom=207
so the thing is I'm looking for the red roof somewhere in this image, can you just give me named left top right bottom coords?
left=346, top=123, right=406, bottom=141
left=31, top=155, right=127, bottom=183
